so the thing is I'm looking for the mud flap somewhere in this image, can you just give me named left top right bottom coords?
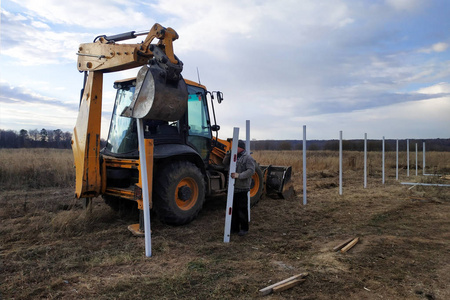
left=262, top=165, right=294, bottom=199
left=121, top=64, right=188, bottom=121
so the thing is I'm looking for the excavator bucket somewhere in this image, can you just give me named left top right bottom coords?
left=261, top=165, right=294, bottom=199
left=121, top=64, right=188, bottom=121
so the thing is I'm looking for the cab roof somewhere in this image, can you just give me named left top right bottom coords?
left=114, top=77, right=206, bottom=90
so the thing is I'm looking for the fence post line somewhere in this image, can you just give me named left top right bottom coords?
left=364, top=133, right=367, bottom=188
left=407, top=139, right=410, bottom=177
left=396, top=139, right=399, bottom=180
left=303, top=125, right=307, bottom=205
left=415, top=143, right=418, bottom=176
left=382, top=136, right=385, bottom=185
left=246, top=120, right=251, bottom=222
left=339, top=131, right=343, bottom=196
left=423, top=142, right=426, bottom=175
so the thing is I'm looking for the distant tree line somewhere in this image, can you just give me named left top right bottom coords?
left=0, top=128, right=73, bottom=149
left=2, top=128, right=449, bottom=152
left=251, top=139, right=450, bottom=152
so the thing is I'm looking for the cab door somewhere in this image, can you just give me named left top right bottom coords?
left=186, top=85, right=212, bottom=161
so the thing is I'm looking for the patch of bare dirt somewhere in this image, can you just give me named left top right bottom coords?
left=1, top=171, right=449, bottom=299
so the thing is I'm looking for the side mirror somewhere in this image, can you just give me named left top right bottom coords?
left=211, top=125, right=220, bottom=132
left=216, top=91, right=223, bottom=103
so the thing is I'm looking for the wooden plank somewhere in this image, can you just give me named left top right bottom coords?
left=273, top=279, right=306, bottom=293
left=259, top=273, right=308, bottom=296
left=340, top=237, right=359, bottom=253
left=333, top=237, right=354, bottom=251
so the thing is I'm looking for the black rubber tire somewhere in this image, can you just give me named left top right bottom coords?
left=250, top=165, right=264, bottom=207
left=153, top=161, right=205, bottom=225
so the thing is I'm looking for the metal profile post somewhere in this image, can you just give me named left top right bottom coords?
left=396, top=139, right=399, bottom=180
left=407, top=139, right=410, bottom=177
left=137, top=119, right=152, bottom=257
left=415, top=143, right=418, bottom=176
left=382, top=136, right=385, bottom=184
left=303, top=125, right=307, bottom=205
left=364, top=133, right=367, bottom=188
left=224, top=127, right=239, bottom=243
left=246, top=120, right=251, bottom=222
left=423, top=142, right=426, bottom=175
left=339, top=131, right=343, bottom=196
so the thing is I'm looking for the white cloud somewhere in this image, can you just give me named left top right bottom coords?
left=31, top=21, right=50, bottom=29
left=150, top=0, right=354, bottom=56
left=9, top=0, right=151, bottom=29
left=0, top=81, right=76, bottom=108
left=0, top=9, right=26, bottom=21
left=385, top=0, right=425, bottom=12
left=419, top=42, right=449, bottom=54
left=1, top=33, right=84, bottom=65
left=292, top=96, right=450, bottom=140
left=416, top=82, right=450, bottom=94
left=338, top=18, right=354, bottom=28
left=1, top=9, right=92, bottom=65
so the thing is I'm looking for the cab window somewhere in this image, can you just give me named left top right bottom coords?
left=187, top=86, right=211, bottom=160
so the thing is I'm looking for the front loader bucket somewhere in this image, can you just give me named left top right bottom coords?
left=261, top=165, right=294, bottom=199
left=121, top=64, right=188, bottom=121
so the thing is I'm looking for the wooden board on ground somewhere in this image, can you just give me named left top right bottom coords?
left=340, top=237, right=359, bottom=253
left=273, top=279, right=306, bottom=293
left=259, top=273, right=308, bottom=296
left=333, top=237, right=354, bottom=251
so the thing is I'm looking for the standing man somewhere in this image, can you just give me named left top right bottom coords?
left=224, top=140, right=255, bottom=236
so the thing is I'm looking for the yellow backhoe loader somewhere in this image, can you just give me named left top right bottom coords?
left=72, top=23, right=292, bottom=229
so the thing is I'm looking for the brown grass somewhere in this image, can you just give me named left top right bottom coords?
left=0, top=148, right=75, bottom=190
left=253, top=150, right=450, bottom=175
left=1, top=149, right=449, bottom=299
left=1, top=149, right=446, bottom=191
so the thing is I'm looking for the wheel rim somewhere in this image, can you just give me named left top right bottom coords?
left=175, top=177, right=199, bottom=210
left=250, top=172, right=260, bottom=198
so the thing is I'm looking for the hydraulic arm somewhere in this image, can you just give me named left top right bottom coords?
left=77, top=23, right=181, bottom=73
left=72, top=23, right=187, bottom=199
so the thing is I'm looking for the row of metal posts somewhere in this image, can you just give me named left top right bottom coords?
left=138, top=121, right=443, bottom=254
left=342, top=133, right=433, bottom=194
left=346, top=133, right=428, bottom=191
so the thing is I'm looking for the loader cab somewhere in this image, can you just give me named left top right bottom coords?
left=103, top=78, right=216, bottom=163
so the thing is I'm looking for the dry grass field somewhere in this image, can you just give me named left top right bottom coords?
left=0, top=149, right=74, bottom=191
left=1, top=148, right=449, bottom=299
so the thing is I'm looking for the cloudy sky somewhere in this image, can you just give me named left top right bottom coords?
left=1, top=0, right=449, bottom=141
